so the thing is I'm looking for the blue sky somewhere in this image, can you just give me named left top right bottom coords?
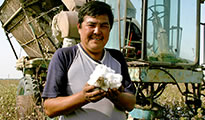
left=0, top=0, right=205, bottom=78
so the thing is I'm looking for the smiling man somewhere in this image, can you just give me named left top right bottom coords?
left=42, top=1, right=136, bottom=120
left=78, top=15, right=110, bottom=59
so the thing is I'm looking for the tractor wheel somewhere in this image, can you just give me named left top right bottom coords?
left=16, top=75, right=35, bottom=119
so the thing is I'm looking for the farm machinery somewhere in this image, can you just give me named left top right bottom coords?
left=0, top=0, right=205, bottom=119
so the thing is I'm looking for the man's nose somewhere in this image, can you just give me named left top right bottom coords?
left=93, top=26, right=102, bottom=34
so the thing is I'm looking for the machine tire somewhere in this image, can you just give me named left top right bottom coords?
left=16, top=75, right=35, bottom=119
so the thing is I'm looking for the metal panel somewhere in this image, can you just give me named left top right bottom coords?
left=0, top=0, right=61, bottom=58
left=129, top=67, right=203, bottom=83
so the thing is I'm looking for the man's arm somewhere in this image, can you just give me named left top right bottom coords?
left=44, top=91, right=88, bottom=118
left=43, top=84, right=106, bottom=118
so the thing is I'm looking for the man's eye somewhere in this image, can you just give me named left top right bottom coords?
left=88, top=24, right=95, bottom=27
left=102, top=25, right=109, bottom=28
left=101, top=24, right=110, bottom=28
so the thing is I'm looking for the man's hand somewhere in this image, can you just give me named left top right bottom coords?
left=106, top=88, right=120, bottom=102
left=106, top=88, right=125, bottom=110
left=106, top=86, right=124, bottom=102
left=83, top=83, right=106, bottom=103
left=106, top=86, right=136, bottom=111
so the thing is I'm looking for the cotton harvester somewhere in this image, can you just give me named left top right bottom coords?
left=0, top=0, right=205, bottom=119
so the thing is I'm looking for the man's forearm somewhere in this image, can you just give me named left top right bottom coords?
left=43, top=91, right=88, bottom=118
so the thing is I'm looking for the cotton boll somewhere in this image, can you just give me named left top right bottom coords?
left=109, top=74, right=122, bottom=89
left=104, top=72, right=122, bottom=89
left=106, top=66, right=115, bottom=74
left=88, top=65, right=106, bottom=86
left=88, top=72, right=102, bottom=86
left=97, top=77, right=110, bottom=91
left=87, top=64, right=122, bottom=91
left=95, top=64, right=108, bottom=75
left=96, top=64, right=115, bottom=74
left=104, top=73, right=113, bottom=82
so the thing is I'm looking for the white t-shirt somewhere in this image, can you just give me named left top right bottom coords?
left=42, top=44, right=135, bottom=120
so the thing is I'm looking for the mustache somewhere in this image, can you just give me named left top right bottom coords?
left=89, top=34, right=104, bottom=40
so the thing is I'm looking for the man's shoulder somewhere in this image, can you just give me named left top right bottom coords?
left=56, top=45, right=78, bottom=54
left=105, top=48, right=123, bottom=58
left=105, top=48, right=121, bottom=54
left=105, top=48, right=126, bottom=65
left=52, top=45, right=79, bottom=63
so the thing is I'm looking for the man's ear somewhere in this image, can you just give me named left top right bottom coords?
left=77, top=23, right=81, bottom=29
left=77, top=23, right=81, bottom=34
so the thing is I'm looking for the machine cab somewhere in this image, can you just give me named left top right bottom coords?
left=103, top=0, right=201, bottom=69
left=144, top=0, right=200, bottom=68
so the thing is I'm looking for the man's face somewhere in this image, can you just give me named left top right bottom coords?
left=78, top=15, right=111, bottom=54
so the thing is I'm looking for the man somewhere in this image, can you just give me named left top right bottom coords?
left=42, top=1, right=136, bottom=120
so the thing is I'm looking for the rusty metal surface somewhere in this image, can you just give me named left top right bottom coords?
left=0, top=0, right=62, bottom=58
left=0, top=0, right=21, bottom=23
left=129, top=67, right=203, bottom=83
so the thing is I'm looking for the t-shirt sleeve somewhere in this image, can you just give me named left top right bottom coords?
left=42, top=46, right=77, bottom=98
left=42, top=49, right=67, bottom=98
left=108, top=49, right=136, bottom=95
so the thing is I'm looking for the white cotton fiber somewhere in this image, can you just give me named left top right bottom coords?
left=87, top=64, right=122, bottom=91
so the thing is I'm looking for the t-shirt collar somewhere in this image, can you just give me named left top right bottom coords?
left=79, top=43, right=105, bottom=64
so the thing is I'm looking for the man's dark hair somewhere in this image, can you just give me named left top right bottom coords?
left=78, top=1, right=114, bottom=29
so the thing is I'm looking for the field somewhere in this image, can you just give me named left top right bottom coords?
left=0, top=79, right=205, bottom=119
left=154, top=84, right=205, bottom=119
left=0, top=79, right=47, bottom=120
left=0, top=79, right=19, bottom=120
